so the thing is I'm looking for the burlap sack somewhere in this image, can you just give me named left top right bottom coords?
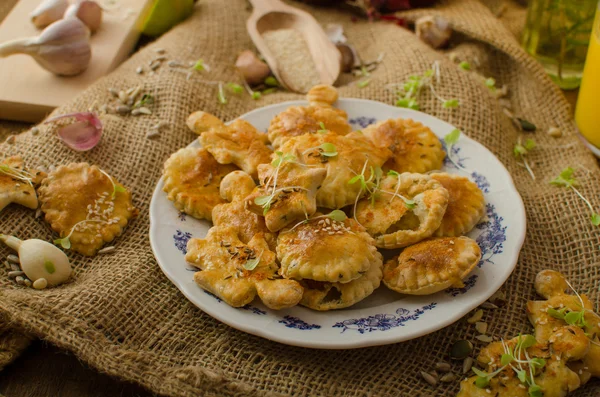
left=1, top=0, right=598, bottom=395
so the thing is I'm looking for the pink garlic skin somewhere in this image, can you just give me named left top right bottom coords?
left=64, top=0, right=103, bottom=34
left=44, top=112, right=103, bottom=151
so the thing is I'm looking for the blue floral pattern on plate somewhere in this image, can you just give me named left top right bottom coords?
left=173, top=230, right=192, bottom=254
left=333, top=303, right=437, bottom=334
left=349, top=117, right=377, bottom=129
left=279, top=316, right=321, bottom=330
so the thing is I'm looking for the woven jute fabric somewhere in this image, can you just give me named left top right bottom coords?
left=1, top=0, right=599, bottom=395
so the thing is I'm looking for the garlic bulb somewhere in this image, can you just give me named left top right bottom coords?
left=0, top=18, right=91, bottom=76
left=415, top=16, right=452, bottom=49
left=30, top=0, right=69, bottom=29
left=0, top=234, right=72, bottom=287
left=64, top=0, right=103, bottom=34
left=235, top=50, right=271, bottom=85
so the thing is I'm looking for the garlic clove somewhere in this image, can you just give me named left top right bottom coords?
left=235, top=50, right=271, bottom=86
left=0, top=18, right=92, bottom=76
left=30, top=0, right=69, bottom=29
left=64, top=0, right=103, bottom=34
left=415, top=15, right=452, bottom=49
left=44, top=112, right=103, bottom=151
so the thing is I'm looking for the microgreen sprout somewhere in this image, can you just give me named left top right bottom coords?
left=241, top=78, right=261, bottom=100
left=485, top=77, right=496, bottom=91
left=226, top=83, right=243, bottom=94
left=302, top=143, right=338, bottom=158
left=264, top=76, right=279, bottom=87
left=255, top=151, right=304, bottom=215
left=99, top=169, right=125, bottom=199
left=550, top=167, right=600, bottom=226
left=0, top=164, right=34, bottom=187
left=389, top=61, right=459, bottom=111
left=473, top=334, right=544, bottom=397
left=347, top=162, right=386, bottom=222
left=262, top=87, right=277, bottom=95
left=54, top=219, right=107, bottom=249
left=514, top=137, right=536, bottom=180
left=357, top=79, right=371, bottom=88
left=459, top=61, right=471, bottom=70
left=243, top=250, right=262, bottom=271
left=134, top=94, right=154, bottom=108
left=384, top=170, right=416, bottom=209
left=317, top=122, right=327, bottom=134
left=444, top=129, right=467, bottom=171
left=252, top=92, right=261, bottom=100
left=217, top=82, right=227, bottom=104
left=193, top=59, right=209, bottom=72
left=547, top=277, right=600, bottom=336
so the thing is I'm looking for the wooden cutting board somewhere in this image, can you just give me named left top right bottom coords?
left=0, top=0, right=150, bottom=123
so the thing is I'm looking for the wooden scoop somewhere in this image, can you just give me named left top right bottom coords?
left=247, top=0, right=341, bottom=93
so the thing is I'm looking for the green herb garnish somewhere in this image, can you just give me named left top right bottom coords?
left=243, top=250, right=262, bottom=271
left=264, top=76, right=279, bottom=87
left=54, top=219, right=107, bottom=250
left=0, top=164, right=34, bottom=187
left=217, top=82, right=227, bottom=104
left=226, top=83, right=243, bottom=94
left=357, top=79, right=371, bottom=88
left=444, top=129, right=466, bottom=170
left=262, top=88, right=277, bottom=95
left=443, top=99, right=460, bottom=108
left=392, top=62, right=459, bottom=111
left=485, top=77, right=496, bottom=91
left=551, top=167, right=600, bottom=226
left=252, top=92, right=261, bottom=100
left=134, top=94, right=154, bottom=108
left=193, top=59, right=207, bottom=71
left=459, top=61, right=471, bottom=70
left=302, top=143, right=338, bottom=158
left=317, top=122, right=327, bottom=134
left=513, top=138, right=536, bottom=180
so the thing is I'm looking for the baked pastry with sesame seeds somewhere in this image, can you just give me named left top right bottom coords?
left=383, top=236, right=480, bottom=295
left=186, top=225, right=303, bottom=310
left=0, top=156, right=46, bottom=213
left=362, top=118, right=445, bottom=174
left=163, top=147, right=237, bottom=221
left=38, top=163, right=138, bottom=256
left=199, top=119, right=272, bottom=179
left=277, top=216, right=379, bottom=283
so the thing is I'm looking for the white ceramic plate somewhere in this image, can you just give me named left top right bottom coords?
left=149, top=99, right=526, bottom=349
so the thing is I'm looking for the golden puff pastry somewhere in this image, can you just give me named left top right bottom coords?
left=356, top=173, right=448, bottom=249
left=430, top=173, right=485, bottom=237
left=199, top=119, right=272, bottom=179
left=383, top=236, right=480, bottom=295
left=300, top=251, right=383, bottom=311
left=279, top=131, right=392, bottom=209
left=458, top=334, right=583, bottom=397
left=277, top=216, right=379, bottom=283
left=186, top=110, right=225, bottom=135
left=267, top=86, right=351, bottom=149
left=0, top=156, right=46, bottom=212
left=527, top=270, right=600, bottom=384
left=212, top=170, right=277, bottom=250
left=245, top=159, right=326, bottom=232
left=186, top=226, right=303, bottom=310
left=38, top=163, right=138, bottom=256
left=163, top=147, right=237, bottom=221
left=362, top=118, right=445, bottom=173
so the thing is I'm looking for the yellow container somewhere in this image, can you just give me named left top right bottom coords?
left=575, top=5, right=600, bottom=154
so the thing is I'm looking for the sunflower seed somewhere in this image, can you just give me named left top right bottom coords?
left=480, top=302, right=499, bottom=310
left=467, top=309, right=483, bottom=324
left=6, top=135, right=15, bottom=144
left=168, top=60, right=184, bottom=67
left=10, top=263, right=20, bottom=272
left=475, top=335, right=493, bottom=343
left=149, top=61, right=160, bottom=71
left=116, top=105, right=131, bottom=115
left=146, top=130, right=160, bottom=139
left=35, top=208, right=43, bottom=218
left=7, top=254, right=20, bottom=264
left=132, top=107, right=152, bottom=116
left=420, top=371, right=438, bottom=386
left=548, top=127, right=561, bottom=138
left=154, top=48, right=165, bottom=54
left=440, top=373, right=456, bottom=383
left=435, top=362, right=452, bottom=373
left=450, top=340, right=473, bottom=360
left=462, top=357, right=474, bottom=374
left=8, top=271, right=24, bottom=278
left=475, top=322, right=488, bottom=334
left=108, top=88, right=119, bottom=97
left=118, top=90, right=128, bottom=103
left=31, top=127, right=39, bottom=135
left=136, top=66, right=144, bottom=74
left=15, top=276, right=25, bottom=285
left=98, top=246, right=115, bottom=254
left=3, top=261, right=10, bottom=270
left=24, top=279, right=32, bottom=287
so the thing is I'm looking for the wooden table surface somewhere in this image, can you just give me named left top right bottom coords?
left=0, top=89, right=584, bottom=397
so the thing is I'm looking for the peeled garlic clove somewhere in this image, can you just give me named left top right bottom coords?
left=0, top=235, right=72, bottom=287
left=31, top=0, right=69, bottom=29
left=64, top=0, right=103, bottom=34
left=235, top=50, right=271, bottom=86
left=415, top=15, right=452, bottom=49
left=0, top=18, right=91, bottom=76
left=44, top=111, right=103, bottom=151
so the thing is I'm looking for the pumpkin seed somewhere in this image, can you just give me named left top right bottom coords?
left=440, top=373, right=456, bottom=383
left=475, top=322, right=488, bottom=334
left=449, top=340, right=473, bottom=360
left=462, top=357, right=474, bottom=374
left=475, top=335, right=493, bottom=343
left=517, top=118, right=536, bottom=132
left=435, top=362, right=452, bottom=373
left=420, top=371, right=438, bottom=386
left=467, top=309, right=483, bottom=324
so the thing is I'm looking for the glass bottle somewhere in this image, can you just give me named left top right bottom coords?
left=522, top=0, right=597, bottom=89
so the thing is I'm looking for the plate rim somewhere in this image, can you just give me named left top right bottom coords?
left=149, top=98, right=527, bottom=349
